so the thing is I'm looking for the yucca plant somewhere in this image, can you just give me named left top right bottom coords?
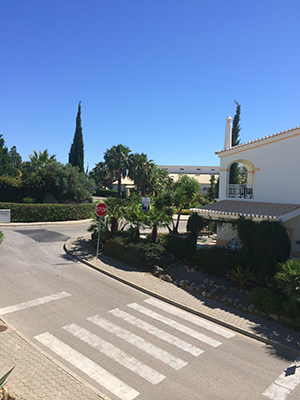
left=230, top=265, right=256, bottom=291
left=0, top=367, right=15, bottom=391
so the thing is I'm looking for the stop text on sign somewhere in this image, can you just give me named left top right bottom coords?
left=95, top=202, right=108, bottom=217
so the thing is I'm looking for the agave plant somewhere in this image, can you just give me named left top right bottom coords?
left=230, top=265, right=256, bottom=291
left=0, top=367, right=15, bottom=391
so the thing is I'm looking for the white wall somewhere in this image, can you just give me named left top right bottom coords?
left=285, top=215, right=300, bottom=257
left=218, top=128, right=300, bottom=204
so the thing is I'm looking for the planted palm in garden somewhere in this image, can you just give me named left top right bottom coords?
left=275, top=259, right=300, bottom=315
left=144, top=206, right=171, bottom=243
left=104, top=144, right=131, bottom=197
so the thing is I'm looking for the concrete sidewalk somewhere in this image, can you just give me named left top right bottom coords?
left=1, top=234, right=300, bottom=400
left=65, top=236, right=300, bottom=354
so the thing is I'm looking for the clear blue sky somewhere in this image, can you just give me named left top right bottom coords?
left=1, top=0, right=299, bottom=171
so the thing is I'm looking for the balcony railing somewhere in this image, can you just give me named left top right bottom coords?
left=227, top=184, right=254, bottom=199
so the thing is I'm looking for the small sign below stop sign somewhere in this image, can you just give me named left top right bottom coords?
left=95, top=202, right=108, bottom=217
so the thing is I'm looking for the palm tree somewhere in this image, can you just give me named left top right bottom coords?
left=128, top=153, right=156, bottom=196
left=145, top=207, right=172, bottom=243
left=29, top=149, right=56, bottom=169
left=104, top=144, right=131, bottom=196
left=22, top=149, right=56, bottom=178
left=91, top=161, right=111, bottom=189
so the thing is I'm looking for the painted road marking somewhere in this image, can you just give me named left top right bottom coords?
left=144, top=297, right=235, bottom=339
left=63, top=323, right=165, bottom=385
left=35, top=332, right=139, bottom=400
left=88, top=315, right=187, bottom=370
left=0, top=292, right=71, bottom=315
left=109, top=308, right=203, bottom=356
left=263, top=358, right=300, bottom=400
left=127, top=303, right=222, bottom=348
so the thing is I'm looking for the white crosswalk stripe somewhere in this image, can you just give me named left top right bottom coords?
left=87, top=314, right=187, bottom=370
left=0, top=292, right=71, bottom=315
left=35, top=332, right=139, bottom=400
left=263, top=358, right=300, bottom=400
left=63, top=323, right=165, bottom=384
left=109, top=308, right=203, bottom=356
left=127, top=303, right=222, bottom=347
left=144, top=297, right=235, bottom=338
left=34, top=299, right=236, bottom=400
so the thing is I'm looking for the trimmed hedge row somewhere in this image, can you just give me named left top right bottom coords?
left=102, top=236, right=172, bottom=271
left=0, top=202, right=96, bottom=222
left=94, top=188, right=118, bottom=198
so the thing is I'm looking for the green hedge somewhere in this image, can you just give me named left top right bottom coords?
left=0, top=202, right=96, bottom=222
left=159, top=233, right=197, bottom=261
left=94, top=189, right=118, bottom=197
left=192, top=246, right=243, bottom=275
left=102, top=236, right=172, bottom=271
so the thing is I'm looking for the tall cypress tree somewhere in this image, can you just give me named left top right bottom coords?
left=229, top=101, right=242, bottom=184
left=69, top=102, right=84, bottom=173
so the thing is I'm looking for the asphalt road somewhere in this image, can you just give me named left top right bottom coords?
left=1, top=221, right=300, bottom=400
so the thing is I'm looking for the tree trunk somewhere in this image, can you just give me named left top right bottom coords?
left=151, top=224, right=158, bottom=243
left=174, top=208, right=183, bottom=234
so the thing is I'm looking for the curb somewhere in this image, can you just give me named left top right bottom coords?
left=64, top=237, right=300, bottom=357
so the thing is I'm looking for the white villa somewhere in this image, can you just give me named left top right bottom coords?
left=191, top=116, right=300, bottom=257
left=158, top=165, right=219, bottom=196
left=113, top=165, right=219, bottom=196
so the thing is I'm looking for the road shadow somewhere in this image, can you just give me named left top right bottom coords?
left=66, top=235, right=300, bottom=357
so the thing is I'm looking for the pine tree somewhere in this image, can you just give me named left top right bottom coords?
left=229, top=101, right=242, bottom=184
left=69, top=102, right=84, bottom=173
left=9, top=146, right=22, bottom=176
left=0, top=134, right=13, bottom=175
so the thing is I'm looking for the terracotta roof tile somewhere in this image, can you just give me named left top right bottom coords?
left=192, top=200, right=300, bottom=219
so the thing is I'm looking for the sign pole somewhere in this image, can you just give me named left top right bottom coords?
left=95, top=202, right=108, bottom=259
left=96, top=216, right=102, bottom=258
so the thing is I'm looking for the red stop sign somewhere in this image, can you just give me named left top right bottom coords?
left=95, top=202, right=108, bottom=217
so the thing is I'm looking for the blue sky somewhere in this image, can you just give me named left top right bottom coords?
left=1, top=0, right=299, bottom=171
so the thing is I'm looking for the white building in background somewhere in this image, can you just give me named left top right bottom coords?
left=113, top=165, right=219, bottom=196
left=191, top=116, right=300, bottom=257
left=158, top=165, right=219, bottom=196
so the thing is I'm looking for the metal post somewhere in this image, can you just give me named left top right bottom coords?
left=96, top=216, right=102, bottom=258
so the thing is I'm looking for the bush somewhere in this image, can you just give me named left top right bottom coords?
left=102, top=236, right=172, bottom=271
left=192, top=246, right=242, bottom=275
left=23, top=197, right=36, bottom=204
left=0, top=163, right=95, bottom=204
left=235, top=218, right=291, bottom=280
left=159, top=233, right=197, bottom=261
left=0, top=231, right=4, bottom=246
left=186, top=212, right=205, bottom=234
left=250, top=287, right=283, bottom=315
left=274, top=259, right=300, bottom=314
left=0, top=202, right=95, bottom=222
left=94, top=188, right=118, bottom=198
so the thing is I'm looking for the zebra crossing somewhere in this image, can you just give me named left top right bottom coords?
left=35, top=297, right=236, bottom=400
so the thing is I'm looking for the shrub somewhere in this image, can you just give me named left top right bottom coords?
left=0, top=231, right=4, bottom=246
left=0, top=202, right=95, bottom=222
left=274, top=259, right=300, bottom=314
left=22, top=197, right=36, bottom=204
left=250, top=287, right=283, bottom=315
left=102, top=236, right=172, bottom=271
left=94, top=188, right=118, bottom=198
left=192, top=246, right=242, bottom=275
left=159, top=233, right=197, bottom=261
left=235, top=218, right=291, bottom=280
left=229, top=265, right=256, bottom=290
left=186, top=212, right=205, bottom=235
